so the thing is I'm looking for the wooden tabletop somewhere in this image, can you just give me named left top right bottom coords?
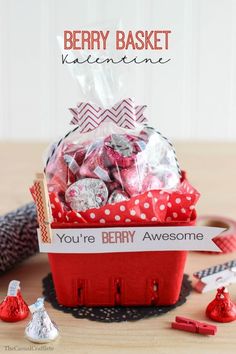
left=0, top=142, right=236, bottom=354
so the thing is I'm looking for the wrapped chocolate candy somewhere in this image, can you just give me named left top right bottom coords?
left=113, top=166, right=141, bottom=196
left=44, top=98, right=181, bottom=215
left=113, top=165, right=163, bottom=197
left=206, top=287, right=236, bottom=323
left=108, top=190, right=129, bottom=204
left=80, top=141, right=111, bottom=181
left=25, top=298, right=59, bottom=343
left=64, top=142, right=87, bottom=167
left=104, top=134, right=141, bottom=168
left=65, top=178, right=108, bottom=212
left=0, top=280, right=29, bottom=322
left=64, top=153, right=80, bottom=171
left=46, top=142, right=87, bottom=192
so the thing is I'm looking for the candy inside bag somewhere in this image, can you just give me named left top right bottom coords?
left=45, top=113, right=181, bottom=214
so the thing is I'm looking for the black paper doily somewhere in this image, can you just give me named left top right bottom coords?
left=42, top=273, right=191, bottom=322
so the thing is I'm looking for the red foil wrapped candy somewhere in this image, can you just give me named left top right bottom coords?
left=114, top=165, right=163, bottom=197
left=206, top=287, right=236, bottom=323
left=0, top=280, right=29, bottom=322
left=105, top=134, right=140, bottom=168
left=80, top=142, right=111, bottom=181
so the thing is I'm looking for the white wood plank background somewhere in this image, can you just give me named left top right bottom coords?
left=0, top=0, right=236, bottom=141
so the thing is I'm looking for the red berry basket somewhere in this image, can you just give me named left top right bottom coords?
left=32, top=171, right=199, bottom=307
left=48, top=217, right=196, bottom=307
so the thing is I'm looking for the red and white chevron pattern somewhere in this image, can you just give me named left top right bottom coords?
left=34, top=181, right=51, bottom=244
left=69, top=98, right=147, bottom=133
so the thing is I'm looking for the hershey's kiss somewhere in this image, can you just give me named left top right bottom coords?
left=0, top=280, right=29, bottom=322
left=25, top=298, right=59, bottom=343
left=206, top=287, right=236, bottom=323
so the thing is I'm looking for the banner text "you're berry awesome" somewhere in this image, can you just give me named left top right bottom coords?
left=64, top=30, right=171, bottom=51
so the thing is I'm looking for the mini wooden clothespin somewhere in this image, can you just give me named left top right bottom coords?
left=193, top=259, right=236, bottom=293
left=171, top=316, right=217, bottom=335
left=33, top=173, right=53, bottom=244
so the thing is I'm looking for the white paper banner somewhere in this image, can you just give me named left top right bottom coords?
left=38, top=226, right=224, bottom=253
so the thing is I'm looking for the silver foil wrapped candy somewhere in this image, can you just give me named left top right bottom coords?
left=65, top=178, right=108, bottom=212
left=25, top=298, right=59, bottom=343
left=108, top=190, right=129, bottom=204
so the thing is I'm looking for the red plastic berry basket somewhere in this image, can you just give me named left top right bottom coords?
left=48, top=213, right=196, bottom=307
left=33, top=172, right=199, bottom=307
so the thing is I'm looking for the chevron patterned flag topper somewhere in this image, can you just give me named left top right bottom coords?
left=69, top=98, right=148, bottom=133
